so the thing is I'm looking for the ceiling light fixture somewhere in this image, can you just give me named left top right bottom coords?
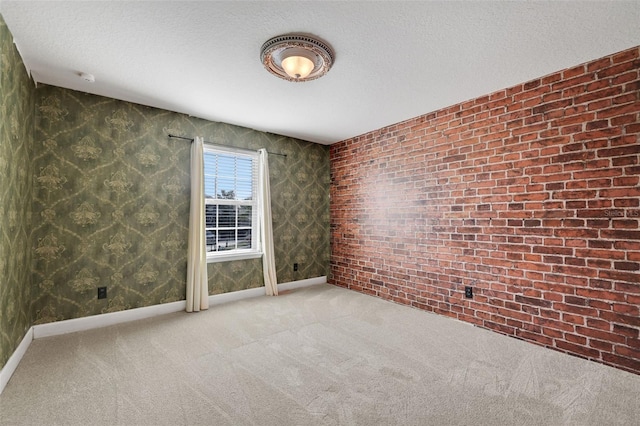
left=260, top=34, right=334, bottom=82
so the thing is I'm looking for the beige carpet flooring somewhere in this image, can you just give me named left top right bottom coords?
left=1, top=284, right=639, bottom=425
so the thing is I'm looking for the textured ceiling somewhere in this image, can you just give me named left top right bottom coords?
left=1, top=1, right=639, bottom=144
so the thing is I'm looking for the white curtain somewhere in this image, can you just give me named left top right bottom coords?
left=186, top=137, right=209, bottom=312
left=259, top=149, right=278, bottom=296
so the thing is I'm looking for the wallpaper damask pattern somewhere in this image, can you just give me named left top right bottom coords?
left=33, top=85, right=330, bottom=323
left=0, top=17, right=35, bottom=369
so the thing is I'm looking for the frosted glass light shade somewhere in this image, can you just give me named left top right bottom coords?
left=281, top=55, right=314, bottom=79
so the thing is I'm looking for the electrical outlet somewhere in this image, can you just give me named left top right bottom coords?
left=293, top=263, right=298, bottom=272
left=464, top=286, right=473, bottom=299
left=97, top=286, right=107, bottom=299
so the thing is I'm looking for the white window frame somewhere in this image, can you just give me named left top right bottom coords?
left=203, top=144, right=262, bottom=263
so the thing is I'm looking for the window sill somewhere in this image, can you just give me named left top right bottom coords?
left=206, top=251, right=263, bottom=263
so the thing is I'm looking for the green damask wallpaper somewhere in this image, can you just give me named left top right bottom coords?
left=0, top=17, right=35, bottom=369
left=32, top=85, right=330, bottom=323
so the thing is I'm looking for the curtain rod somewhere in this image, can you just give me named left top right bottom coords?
left=168, top=134, right=287, bottom=158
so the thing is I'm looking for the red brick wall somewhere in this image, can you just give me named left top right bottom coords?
left=330, top=46, right=640, bottom=374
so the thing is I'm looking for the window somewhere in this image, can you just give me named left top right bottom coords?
left=203, top=146, right=261, bottom=262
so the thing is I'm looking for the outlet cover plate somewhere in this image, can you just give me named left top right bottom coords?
left=97, top=287, right=107, bottom=299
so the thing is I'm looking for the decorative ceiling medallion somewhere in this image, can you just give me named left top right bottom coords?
left=260, top=34, right=335, bottom=82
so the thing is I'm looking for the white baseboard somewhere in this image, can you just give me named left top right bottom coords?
left=278, top=276, right=327, bottom=292
left=33, top=300, right=187, bottom=339
left=0, top=276, right=326, bottom=396
left=208, top=275, right=327, bottom=304
left=0, top=327, right=33, bottom=396
left=32, top=277, right=326, bottom=339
